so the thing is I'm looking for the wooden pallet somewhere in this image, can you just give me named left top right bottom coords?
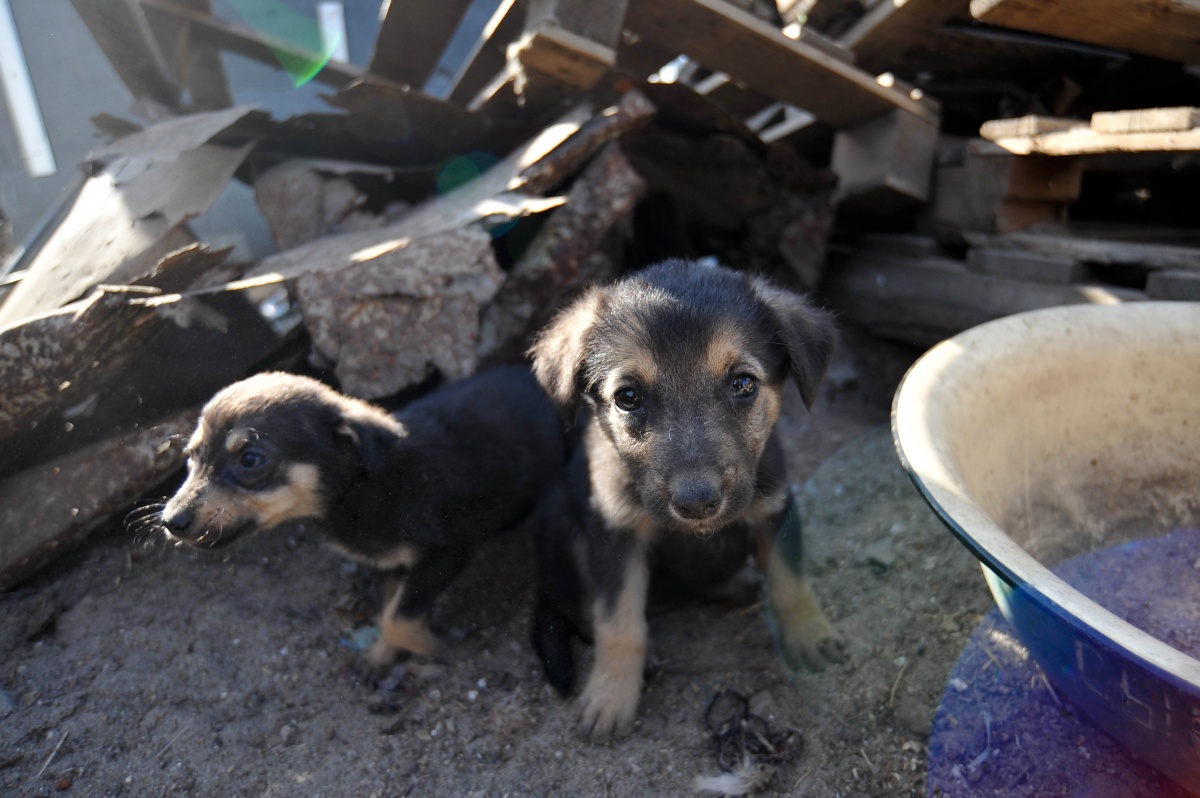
left=982, top=107, right=1200, bottom=156
left=971, top=0, right=1200, bottom=64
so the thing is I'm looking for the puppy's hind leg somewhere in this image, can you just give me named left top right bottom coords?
left=366, top=545, right=469, bottom=669
left=756, top=496, right=847, bottom=671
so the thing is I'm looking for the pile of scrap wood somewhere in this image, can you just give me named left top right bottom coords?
left=2, top=0, right=1199, bottom=584
left=796, top=0, right=1200, bottom=344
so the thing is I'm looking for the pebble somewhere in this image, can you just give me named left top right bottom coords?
left=748, top=690, right=778, bottom=721
left=0, top=687, right=17, bottom=717
left=893, top=695, right=934, bottom=739
left=860, top=538, right=897, bottom=571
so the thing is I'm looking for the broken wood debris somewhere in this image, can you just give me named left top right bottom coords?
left=970, top=0, right=1200, bottom=65
left=3, top=0, right=1200, bottom=587
left=0, top=407, right=197, bottom=591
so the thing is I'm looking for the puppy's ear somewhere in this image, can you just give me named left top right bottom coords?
left=528, top=287, right=604, bottom=422
left=750, top=276, right=837, bottom=410
left=334, top=407, right=402, bottom=478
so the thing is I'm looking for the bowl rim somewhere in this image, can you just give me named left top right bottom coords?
left=891, top=301, right=1200, bottom=688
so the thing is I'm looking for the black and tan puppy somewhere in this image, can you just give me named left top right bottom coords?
left=157, top=366, right=565, bottom=669
left=528, top=259, right=845, bottom=739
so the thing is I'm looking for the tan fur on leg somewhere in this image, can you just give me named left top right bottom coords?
left=366, top=579, right=437, bottom=668
left=766, top=545, right=845, bottom=671
left=578, top=550, right=650, bottom=740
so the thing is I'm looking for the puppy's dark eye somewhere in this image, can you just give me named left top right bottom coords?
left=614, top=388, right=642, bottom=412
left=731, top=375, right=758, bottom=399
left=239, top=450, right=268, bottom=470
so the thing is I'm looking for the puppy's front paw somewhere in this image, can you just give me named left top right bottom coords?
left=365, top=615, right=438, bottom=674
left=577, top=667, right=641, bottom=741
left=779, top=611, right=846, bottom=672
left=768, top=568, right=847, bottom=672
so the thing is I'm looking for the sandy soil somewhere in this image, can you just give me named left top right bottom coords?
left=0, top=328, right=1034, bottom=797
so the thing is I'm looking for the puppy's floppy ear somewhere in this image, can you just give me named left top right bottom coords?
left=528, top=287, right=604, bottom=423
left=334, top=405, right=402, bottom=478
left=750, top=276, right=837, bottom=410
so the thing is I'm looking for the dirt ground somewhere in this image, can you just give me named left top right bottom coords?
left=0, top=326, right=1117, bottom=797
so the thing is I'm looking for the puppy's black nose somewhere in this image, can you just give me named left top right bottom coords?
left=161, top=504, right=193, bottom=534
left=671, top=481, right=722, bottom=520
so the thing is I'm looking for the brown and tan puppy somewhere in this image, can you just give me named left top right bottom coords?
left=156, top=366, right=565, bottom=669
left=528, top=259, right=845, bottom=740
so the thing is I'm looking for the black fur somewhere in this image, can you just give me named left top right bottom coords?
left=160, top=366, right=566, bottom=664
left=528, top=260, right=843, bottom=739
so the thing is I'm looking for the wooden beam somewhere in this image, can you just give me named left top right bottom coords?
left=370, top=0, right=476, bottom=87
left=965, top=247, right=1084, bottom=284
left=840, top=0, right=967, bottom=73
left=987, top=126, right=1200, bottom=156
left=970, top=0, right=1200, bottom=64
left=524, top=0, right=629, bottom=48
left=139, top=0, right=369, bottom=89
left=831, top=108, right=938, bottom=211
left=1091, top=107, right=1200, bottom=134
left=511, top=23, right=615, bottom=89
left=825, top=251, right=1142, bottom=347
left=924, top=141, right=1083, bottom=234
left=467, top=0, right=628, bottom=122
left=0, top=407, right=197, bottom=591
left=448, top=0, right=526, bottom=105
left=1147, top=270, right=1200, bottom=301
left=980, top=115, right=1083, bottom=140
left=143, top=0, right=233, bottom=110
left=68, top=0, right=181, bottom=107
left=623, top=0, right=938, bottom=128
left=962, top=231, right=1200, bottom=273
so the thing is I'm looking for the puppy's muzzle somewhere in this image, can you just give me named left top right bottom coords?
left=160, top=502, right=195, bottom=538
left=669, top=478, right=723, bottom=521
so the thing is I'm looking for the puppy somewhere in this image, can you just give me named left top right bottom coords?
left=157, top=366, right=565, bottom=669
left=528, top=259, right=845, bottom=740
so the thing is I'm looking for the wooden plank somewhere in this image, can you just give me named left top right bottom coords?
left=825, top=251, right=1142, bottom=347
left=0, top=407, right=197, bottom=590
left=524, top=0, right=629, bottom=48
left=0, top=287, right=187, bottom=443
left=831, top=108, right=938, bottom=210
left=965, top=247, right=1084, bottom=284
left=510, top=23, right=615, bottom=89
left=477, top=143, right=643, bottom=361
left=467, top=1, right=627, bottom=120
left=369, top=0, right=475, bottom=87
left=924, top=143, right=1082, bottom=234
left=989, top=126, right=1200, bottom=156
left=962, top=231, right=1200, bottom=273
left=139, top=0, right=369, bottom=89
left=0, top=107, right=256, bottom=327
left=68, top=0, right=180, bottom=107
left=1091, top=107, right=1200, bottom=134
left=1147, top=270, right=1200, bottom=301
left=980, top=115, right=1083, bottom=140
left=970, top=0, right=1200, bottom=64
left=623, top=0, right=939, bottom=127
left=839, top=0, right=967, bottom=73
left=448, top=0, right=526, bottom=105
left=143, top=0, right=233, bottom=110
